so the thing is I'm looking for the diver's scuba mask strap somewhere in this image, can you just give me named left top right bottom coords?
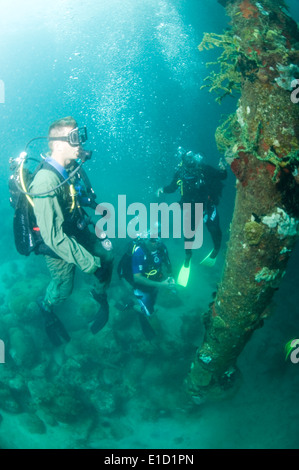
left=24, top=126, right=88, bottom=150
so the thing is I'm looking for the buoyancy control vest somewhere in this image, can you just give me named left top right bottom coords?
left=117, top=239, right=171, bottom=286
left=177, top=163, right=226, bottom=206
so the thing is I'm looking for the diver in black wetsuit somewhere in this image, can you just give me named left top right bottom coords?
left=157, top=148, right=227, bottom=282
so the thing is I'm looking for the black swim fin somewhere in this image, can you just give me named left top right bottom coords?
left=37, top=298, right=70, bottom=346
left=90, top=290, right=109, bottom=334
left=138, top=313, right=156, bottom=341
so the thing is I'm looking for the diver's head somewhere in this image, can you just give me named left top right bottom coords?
left=145, top=233, right=160, bottom=251
left=137, top=223, right=161, bottom=249
left=146, top=222, right=162, bottom=249
left=176, top=146, right=187, bottom=159
left=182, top=150, right=203, bottom=170
left=48, top=116, right=88, bottom=164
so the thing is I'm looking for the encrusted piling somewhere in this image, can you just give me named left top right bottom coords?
left=187, top=0, right=299, bottom=403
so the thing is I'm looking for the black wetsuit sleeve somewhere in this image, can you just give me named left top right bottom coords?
left=219, top=168, right=227, bottom=180
left=162, top=245, right=173, bottom=275
left=163, top=169, right=180, bottom=194
left=204, top=165, right=227, bottom=181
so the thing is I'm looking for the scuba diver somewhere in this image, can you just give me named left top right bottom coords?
left=9, top=116, right=113, bottom=346
left=117, top=232, right=175, bottom=340
left=156, top=147, right=227, bottom=287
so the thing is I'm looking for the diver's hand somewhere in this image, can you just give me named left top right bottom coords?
left=156, top=187, right=164, bottom=198
left=160, top=277, right=176, bottom=289
left=166, top=277, right=176, bottom=289
left=218, top=159, right=226, bottom=171
left=94, top=266, right=109, bottom=283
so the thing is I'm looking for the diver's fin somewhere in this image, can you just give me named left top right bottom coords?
left=200, top=250, right=216, bottom=267
left=90, top=290, right=109, bottom=334
left=45, top=314, right=71, bottom=346
left=138, top=314, right=156, bottom=341
left=90, top=306, right=109, bottom=334
left=177, top=261, right=191, bottom=287
left=37, top=297, right=70, bottom=346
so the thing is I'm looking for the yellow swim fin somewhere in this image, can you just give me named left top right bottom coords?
left=200, top=250, right=216, bottom=267
left=177, top=261, right=191, bottom=287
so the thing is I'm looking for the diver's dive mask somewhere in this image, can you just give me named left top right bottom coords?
left=177, top=146, right=187, bottom=159
left=182, top=150, right=203, bottom=169
left=48, top=126, right=88, bottom=147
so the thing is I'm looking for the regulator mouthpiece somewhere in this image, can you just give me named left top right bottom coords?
left=79, top=148, right=92, bottom=162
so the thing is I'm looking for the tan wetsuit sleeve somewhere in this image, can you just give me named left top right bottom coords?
left=30, top=169, right=101, bottom=273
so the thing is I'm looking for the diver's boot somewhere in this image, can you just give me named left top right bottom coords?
left=90, top=290, right=109, bottom=334
left=37, top=297, right=70, bottom=346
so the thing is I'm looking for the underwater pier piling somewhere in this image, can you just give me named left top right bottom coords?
left=187, top=0, right=299, bottom=403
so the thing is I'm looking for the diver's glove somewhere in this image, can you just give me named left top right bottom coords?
left=90, top=290, right=109, bottom=334
left=37, top=298, right=70, bottom=346
left=156, top=187, right=164, bottom=197
left=94, top=265, right=110, bottom=283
